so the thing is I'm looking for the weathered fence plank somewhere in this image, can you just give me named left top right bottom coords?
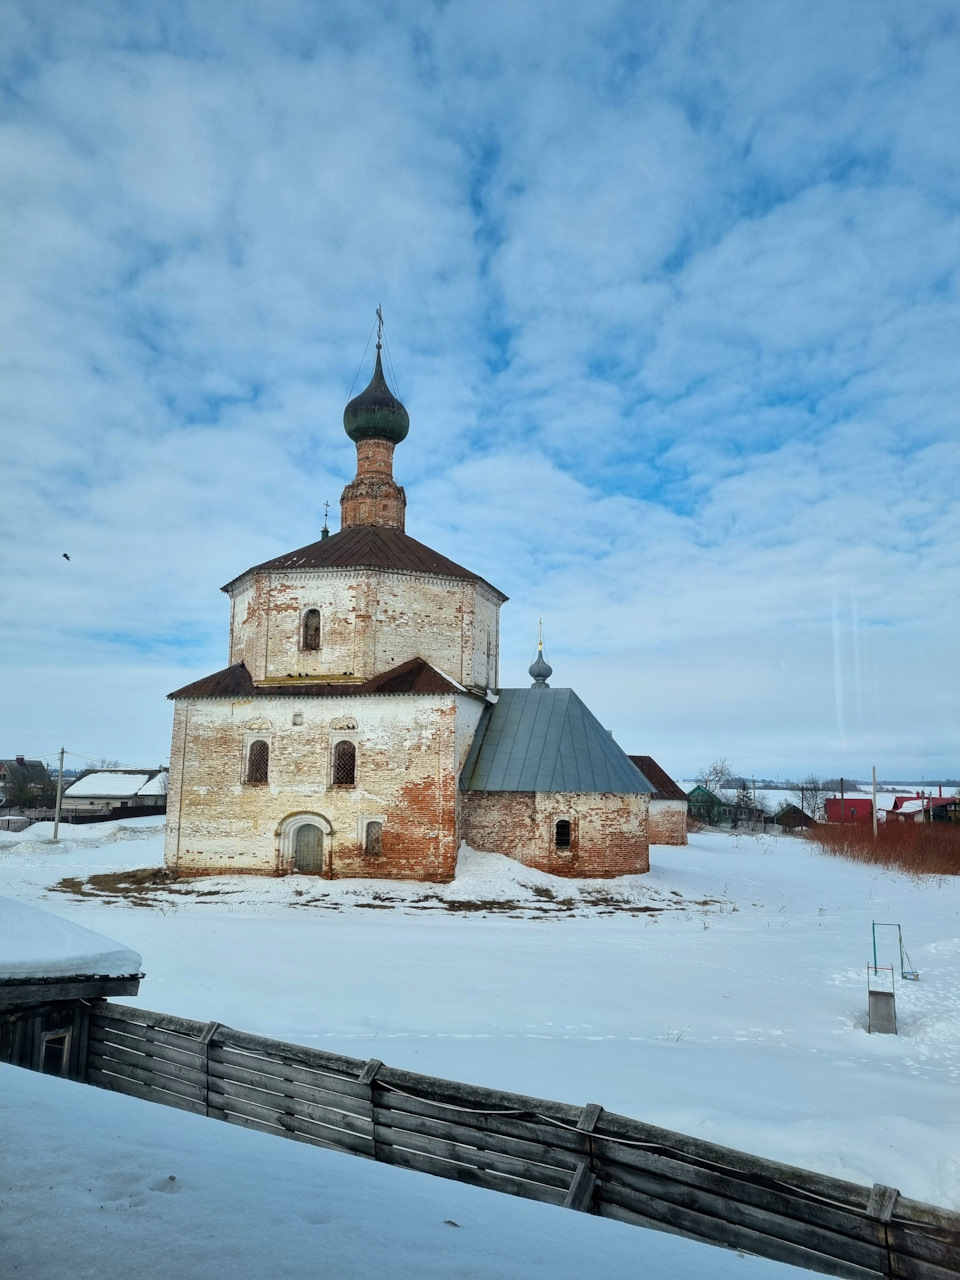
left=600, top=1143, right=884, bottom=1245
left=599, top=1187, right=880, bottom=1280
left=215, top=1026, right=366, bottom=1081
left=87, top=1050, right=207, bottom=1105
left=372, top=1102, right=584, bottom=1174
left=87, top=1063, right=206, bottom=1115
left=87, top=1037, right=208, bottom=1089
left=374, top=1087, right=593, bottom=1157
left=600, top=1159, right=885, bottom=1272
left=208, top=1088, right=376, bottom=1157
left=207, top=1044, right=372, bottom=1107
left=884, top=1256, right=960, bottom=1280
left=375, top=1121, right=572, bottom=1191
left=206, top=1072, right=374, bottom=1138
left=886, top=1225, right=960, bottom=1272
left=47, top=1004, right=957, bottom=1280
left=89, top=1023, right=204, bottom=1070
left=381, top=1143, right=569, bottom=1208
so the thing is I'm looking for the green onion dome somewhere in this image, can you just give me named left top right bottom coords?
left=343, top=343, right=410, bottom=444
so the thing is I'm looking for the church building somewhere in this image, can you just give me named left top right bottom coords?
left=164, top=338, right=653, bottom=881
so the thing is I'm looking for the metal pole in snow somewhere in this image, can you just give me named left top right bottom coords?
left=872, top=766, right=878, bottom=839
left=52, top=747, right=65, bottom=842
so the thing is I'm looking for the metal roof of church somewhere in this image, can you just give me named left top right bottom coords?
left=222, top=525, right=506, bottom=599
left=460, top=688, right=654, bottom=794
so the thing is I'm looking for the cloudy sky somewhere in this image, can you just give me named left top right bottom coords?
left=2, top=0, right=958, bottom=781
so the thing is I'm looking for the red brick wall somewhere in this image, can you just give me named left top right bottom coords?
left=461, top=790, right=649, bottom=878
left=340, top=438, right=406, bottom=530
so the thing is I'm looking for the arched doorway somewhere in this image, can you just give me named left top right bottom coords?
left=294, top=823, right=324, bottom=873
left=278, top=813, right=333, bottom=876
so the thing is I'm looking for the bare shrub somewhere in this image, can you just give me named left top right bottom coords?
left=805, top=822, right=960, bottom=876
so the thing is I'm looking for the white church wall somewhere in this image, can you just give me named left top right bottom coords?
left=164, top=692, right=486, bottom=882
left=226, top=570, right=501, bottom=689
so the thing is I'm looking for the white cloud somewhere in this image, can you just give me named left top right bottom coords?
left=1, top=0, right=957, bottom=780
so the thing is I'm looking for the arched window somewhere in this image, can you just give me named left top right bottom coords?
left=246, top=740, right=269, bottom=785
left=555, top=819, right=572, bottom=849
left=302, top=609, right=322, bottom=651
left=365, top=820, right=383, bottom=857
left=333, top=740, right=356, bottom=786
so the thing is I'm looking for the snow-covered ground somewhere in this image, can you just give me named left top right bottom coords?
left=2, top=817, right=959, bottom=1277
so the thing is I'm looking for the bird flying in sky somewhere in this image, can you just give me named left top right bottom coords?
left=62, top=553, right=70, bottom=561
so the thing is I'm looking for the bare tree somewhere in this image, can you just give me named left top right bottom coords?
left=696, top=758, right=733, bottom=796
left=789, top=774, right=827, bottom=820
left=92, top=757, right=122, bottom=769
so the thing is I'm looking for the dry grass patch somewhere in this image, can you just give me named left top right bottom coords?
left=805, top=822, right=960, bottom=875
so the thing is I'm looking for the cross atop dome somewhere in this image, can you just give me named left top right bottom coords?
left=529, top=619, right=553, bottom=687
left=343, top=311, right=409, bottom=445
left=340, top=311, right=409, bottom=530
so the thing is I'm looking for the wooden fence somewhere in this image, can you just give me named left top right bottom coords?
left=37, top=1002, right=960, bottom=1279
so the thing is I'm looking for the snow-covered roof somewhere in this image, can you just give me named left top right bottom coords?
left=64, top=770, right=156, bottom=798
left=0, top=897, right=142, bottom=980
left=136, top=773, right=168, bottom=796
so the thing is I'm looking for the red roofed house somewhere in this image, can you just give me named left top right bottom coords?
left=628, top=756, right=688, bottom=845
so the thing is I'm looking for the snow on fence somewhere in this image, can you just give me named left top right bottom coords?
left=12, top=1001, right=960, bottom=1280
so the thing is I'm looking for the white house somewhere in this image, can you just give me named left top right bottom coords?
left=61, top=769, right=168, bottom=813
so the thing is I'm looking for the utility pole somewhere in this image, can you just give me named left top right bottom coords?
left=840, top=777, right=845, bottom=825
left=52, top=747, right=65, bottom=842
left=872, top=765, right=878, bottom=840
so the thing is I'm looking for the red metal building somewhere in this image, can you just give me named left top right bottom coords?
left=824, top=797, right=873, bottom=824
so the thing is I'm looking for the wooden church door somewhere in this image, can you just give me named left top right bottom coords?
left=294, top=824, right=323, bottom=873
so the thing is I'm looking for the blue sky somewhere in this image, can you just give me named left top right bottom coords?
left=2, top=0, right=958, bottom=779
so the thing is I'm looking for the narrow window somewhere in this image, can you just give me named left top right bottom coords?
left=246, top=740, right=269, bottom=785
left=365, top=820, right=383, bottom=856
left=302, top=609, right=322, bottom=651
left=555, top=819, right=572, bottom=849
left=40, top=1031, right=70, bottom=1077
left=333, top=740, right=356, bottom=786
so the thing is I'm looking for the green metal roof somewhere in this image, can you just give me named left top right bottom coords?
left=460, top=688, right=654, bottom=795
left=343, top=345, right=410, bottom=444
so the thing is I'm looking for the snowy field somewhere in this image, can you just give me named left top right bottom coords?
left=2, top=817, right=959, bottom=1277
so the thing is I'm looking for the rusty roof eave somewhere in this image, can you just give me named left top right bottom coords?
left=219, top=525, right=507, bottom=602
left=168, top=658, right=488, bottom=702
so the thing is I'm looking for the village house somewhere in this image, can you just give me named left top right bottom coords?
left=823, top=796, right=873, bottom=824
left=60, top=769, right=168, bottom=816
left=164, top=336, right=653, bottom=881
left=886, top=795, right=958, bottom=824
left=627, top=756, right=687, bottom=845
left=773, top=803, right=816, bottom=832
left=0, top=758, right=49, bottom=808
left=686, top=785, right=734, bottom=827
